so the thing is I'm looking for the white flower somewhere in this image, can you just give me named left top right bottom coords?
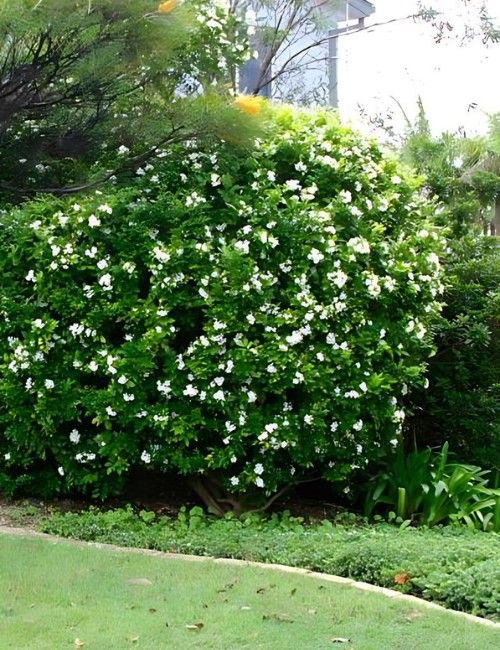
left=339, top=189, right=352, bottom=204
left=117, top=375, right=128, bottom=385
left=326, top=333, right=336, bottom=346
left=390, top=438, right=399, bottom=447
left=85, top=246, right=98, bottom=258
left=359, top=381, right=368, bottom=393
left=307, top=248, right=324, bottom=264
left=117, top=145, right=130, bottom=155
left=304, top=414, right=313, bottom=425
left=210, top=173, right=221, bottom=187
left=347, top=237, right=370, bottom=254
left=57, top=466, right=65, bottom=476
left=391, top=175, right=402, bottom=185
left=254, top=463, right=264, bottom=475
left=69, top=323, right=84, bottom=337
left=153, top=246, right=170, bottom=263
left=295, top=161, right=307, bottom=172
left=286, top=331, right=303, bottom=346
left=69, top=429, right=80, bottom=444
left=183, top=384, right=199, bottom=397
left=258, top=432, right=268, bottom=441
left=416, top=323, right=427, bottom=340
left=266, top=364, right=277, bottom=374
left=285, top=179, right=301, bottom=192
left=246, top=314, right=256, bottom=325
left=234, top=239, right=250, bottom=255
left=123, top=393, right=135, bottom=402
left=316, top=352, right=325, bottom=362
left=25, top=270, right=36, bottom=282
left=213, top=320, right=226, bottom=331
left=267, top=170, right=276, bottom=182
left=88, top=361, right=98, bottom=372
left=365, top=273, right=381, bottom=298
left=25, top=377, right=33, bottom=390
left=98, top=203, right=112, bottom=214
left=405, top=320, right=415, bottom=333
left=98, top=273, right=112, bottom=288
left=329, top=269, right=348, bottom=288
left=318, top=155, right=339, bottom=169
left=141, top=450, right=151, bottom=464
left=30, top=220, right=42, bottom=230
left=353, top=419, right=363, bottom=431
left=154, top=380, right=170, bottom=397
left=383, top=276, right=397, bottom=292
left=213, top=390, right=225, bottom=401
left=255, top=477, right=264, bottom=488
left=230, top=476, right=240, bottom=486
left=44, top=379, right=55, bottom=389
left=106, top=406, right=117, bottom=417
left=97, top=259, right=108, bottom=270
left=88, top=215, right=101, bottom=228
left=293, top=371, right=304, bottom=384
left=393, top=409, right=406, bottom=423
left=32, top=318, right=44, bottom=329
left=330, top=421, right=339, bottom=432
left=247, top=390, right=257, bottom=403
left=4, top=453, right=11, bottom=461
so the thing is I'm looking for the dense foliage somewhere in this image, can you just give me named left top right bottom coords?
left=408, top=238, right=499, bottom=468
left=398, top=110, right=500, bottom=469
left=39, top=506, right=500, bottom=620
left=0, top=108, right=445, bottom=509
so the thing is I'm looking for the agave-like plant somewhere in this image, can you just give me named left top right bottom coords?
left=365, top=442, right=500, bottom=531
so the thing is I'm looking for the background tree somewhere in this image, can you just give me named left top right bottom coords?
left=0, top=0, right=252, bottom=200
left=229, top=1, right=499, bottom=104
left=399, top=105, right=500, bottom=471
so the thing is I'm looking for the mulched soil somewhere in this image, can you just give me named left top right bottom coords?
left=0, top=473, right=349, bottom=527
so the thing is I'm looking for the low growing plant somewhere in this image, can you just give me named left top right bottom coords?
left=365, top=443, right=500, bottom=530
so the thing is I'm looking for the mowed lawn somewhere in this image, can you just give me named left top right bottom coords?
left=0, top=533, right=498, bottom=650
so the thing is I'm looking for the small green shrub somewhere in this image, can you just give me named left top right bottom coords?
left=39, top=506, right=500, bottom=619
left=365, top=443, right=500, bottom=530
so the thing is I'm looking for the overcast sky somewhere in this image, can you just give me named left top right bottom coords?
left=337, top=0, right=500, bottom=136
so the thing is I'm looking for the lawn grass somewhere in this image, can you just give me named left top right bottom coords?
left=0, top=533, right=499, bottom=649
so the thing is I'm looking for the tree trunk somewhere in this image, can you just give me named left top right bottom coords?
left=492, top=197, right=500, bottom=236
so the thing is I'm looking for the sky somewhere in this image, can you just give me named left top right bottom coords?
left=337, top=0, right=500, bottom=137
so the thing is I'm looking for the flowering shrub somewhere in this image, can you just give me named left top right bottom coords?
left=0, top=107, right=444, bottom=505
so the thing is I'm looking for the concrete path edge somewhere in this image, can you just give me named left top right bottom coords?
left=1, top=524, right=498, bottom=629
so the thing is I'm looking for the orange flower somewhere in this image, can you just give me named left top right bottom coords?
left=233, top=95, right=263, bottom=116
left=158, top=0, right=177, bottom=13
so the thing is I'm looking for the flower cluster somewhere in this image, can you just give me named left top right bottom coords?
left=0, top=107, right=444, bottom=498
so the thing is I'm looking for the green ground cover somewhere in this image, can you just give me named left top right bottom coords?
left=37, top=506, right=500, bottom=620
left=0, top=532, right=499, bottom=650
